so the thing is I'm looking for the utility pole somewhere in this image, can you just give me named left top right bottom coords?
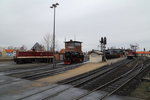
left=50, top=3, right=59, bottom=68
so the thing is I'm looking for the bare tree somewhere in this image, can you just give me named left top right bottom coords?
left=130, top=43, right=139, bottom=51
left=7, top=46, right=14, bottom=49
left=42, top=34, right=53, bottom=51
left=42, top=33, right=59, bottom=51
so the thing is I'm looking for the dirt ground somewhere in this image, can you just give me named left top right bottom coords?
left=130, top=73, right=150, bottom=100
left=37, top=58, right=125, bottom=84
left=0, top=56, right=13, bottom=62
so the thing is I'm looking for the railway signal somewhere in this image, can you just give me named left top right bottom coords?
left=100, top=37, right=104, bottom=44
left=104, top=37, right=107, bottom=45
left=99, top=37, right=107, bottom=52
left=99, top=37, right=107, bottom=61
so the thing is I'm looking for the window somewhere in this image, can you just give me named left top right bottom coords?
left=75, top=43, right=81, bottom=46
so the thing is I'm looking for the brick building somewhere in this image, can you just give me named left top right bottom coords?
left=65, top=40, right=82, bottom=53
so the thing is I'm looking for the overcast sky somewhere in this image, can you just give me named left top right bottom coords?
left=0, top=0, right=150, bottom=51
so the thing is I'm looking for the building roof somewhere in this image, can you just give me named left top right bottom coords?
left=5, top=49, right=15, bottom=53
left=31, top=42, right=44, bottom=51
left=65, top=40, right=82, bottom=43
left=89, top=50, right=103, bottom=55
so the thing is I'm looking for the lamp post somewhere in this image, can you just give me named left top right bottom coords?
left=50, top=3, right=59, bottom=68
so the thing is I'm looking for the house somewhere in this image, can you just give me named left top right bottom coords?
left=3, top=49, right=15, bottom=56
left=89, top=50, right=103, bottom=63
left=31, top=42, right=45, bottom=51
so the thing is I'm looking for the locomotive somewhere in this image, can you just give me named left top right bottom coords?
left=64, top=51, right=84, bottom=64
left=127, top=50, right=136, bottom=59
left=14, top=51, right=53, bottom=64
left=63, top=40, right=84, bottom=64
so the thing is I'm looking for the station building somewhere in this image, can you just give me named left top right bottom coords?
left=89, top=50, right=103, bottom=63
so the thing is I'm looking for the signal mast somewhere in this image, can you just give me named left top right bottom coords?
left=99, top=37, right=107, bottom=52
left=99, top=37, right=107, bottom=61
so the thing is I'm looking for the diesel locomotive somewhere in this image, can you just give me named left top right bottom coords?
left=14, top=51, right=53, bottom=64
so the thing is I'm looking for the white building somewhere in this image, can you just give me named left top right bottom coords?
left=89, top=50, right=103, bottom=63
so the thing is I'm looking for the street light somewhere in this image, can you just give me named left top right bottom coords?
left=50, top=3, right=59, bottom=68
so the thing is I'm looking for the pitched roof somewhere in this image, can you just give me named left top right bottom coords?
left=31, top=42, right=44, bottom=51
left=89, top=50, right=103, bottom=55
left=5, top=49, right=15, bottom=53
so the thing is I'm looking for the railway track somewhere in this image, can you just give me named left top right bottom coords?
left=0, top=62, right=87, bottom=86
left=5, top=62, right=87, bottom=80
left=21, top=62, right=87, bottom=80
left=77, top=60, right=150, bottom=100
left=9, top=57, right=150, bottom=100
left=0, top=62, right=53, bottom=72
left=73, top=61, right=142, bottom=100
left=80, top=59, right=139, bottom=91
left=40, top=59, right=136, bottom=100
left=4, top=63, right=63, bottom=75
left=17, top=59, right=131, bottom=100
left=58, top=59, right=130, bottom=84
left=59, top=59, right=131, bottom=86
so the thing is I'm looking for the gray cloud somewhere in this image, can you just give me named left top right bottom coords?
left=0, top=0, right=150, bottom=51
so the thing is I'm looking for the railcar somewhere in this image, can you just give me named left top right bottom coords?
left=105, top=54, right=121, bottom=59
left=104, top=49, right=125, bottom=59
left=136, top=51, right=150, bottom=57
left=127, top=51, right=136, bottom=59
left=64, top=52, right=84, bottom=64
left=14, top=51, right=53, bottom=64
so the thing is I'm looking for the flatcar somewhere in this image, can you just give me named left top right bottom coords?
left=14, top=51, right=53, bottom=64
left=64, top=51, right=84, bottom=64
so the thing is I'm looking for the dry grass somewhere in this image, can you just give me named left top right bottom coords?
left=130, top=82, right=150, bottom=100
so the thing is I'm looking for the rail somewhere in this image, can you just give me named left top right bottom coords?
left=73, top=60, right=144, bottom=100
left=40, top=60, right=131, bottom=100
left=18, top=60, right=129, bottom=100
